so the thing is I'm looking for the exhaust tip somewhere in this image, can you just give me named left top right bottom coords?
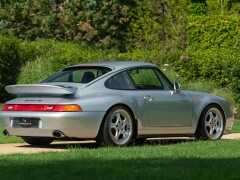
left=52, top=130, right=65, bottom=138
left=3, top=129, right=9, bottom=136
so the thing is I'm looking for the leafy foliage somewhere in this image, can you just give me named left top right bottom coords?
left=206, top=0, right=240, bottom=15
left=229, top=65, right=240, bottom=106
left=126, top=0, right=189, bottom=50
left=0, top=0, right=239, bottom=108
left=17, top=40, right=114, bottom=84
left=174, top=48, right=240, bottom=105
left=18, top=40, right=182, bottom=85
left=0, top=36, right=20, bottom=102
left=187, top=15, right=240, bottom=50
left=0, top=0, right=130, bottom=50
left=188, top=0, right=207, bottom=16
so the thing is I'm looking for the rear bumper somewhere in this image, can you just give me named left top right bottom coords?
left=0, top=111, right=105, bottom=138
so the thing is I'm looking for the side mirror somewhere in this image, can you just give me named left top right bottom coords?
left=174, top=82, right=181, bottom=92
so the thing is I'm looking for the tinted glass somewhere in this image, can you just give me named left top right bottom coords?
left=154, top=69, right=174, bottom=90
left=43, top=67, right=111, bottom=83
left=129, top=68, right=164, bottom=90
left=105, top=71, right=135, bottom=90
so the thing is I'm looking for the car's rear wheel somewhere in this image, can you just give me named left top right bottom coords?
left=22, top=137, right=53, bottom=146
left=196, top=105, right=225, bottom=140
left=98, top=106, right=134, bottom=146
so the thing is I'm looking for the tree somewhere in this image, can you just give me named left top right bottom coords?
left=126, top=0, right=188, bottom=50
left=0, top=0, right=131, bottom=50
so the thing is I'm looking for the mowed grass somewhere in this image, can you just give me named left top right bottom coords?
left=232, top=119, right=240, bottom=133
left=0, top=140, right=240, bottom=179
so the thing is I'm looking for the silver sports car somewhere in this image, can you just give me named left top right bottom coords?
left=0, top=61, right=234, bottom=146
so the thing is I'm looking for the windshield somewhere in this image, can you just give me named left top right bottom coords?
left=42, top=66, right=112, bottom=83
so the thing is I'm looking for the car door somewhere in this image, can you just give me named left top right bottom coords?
left=128, top=67, right=193, bottom=127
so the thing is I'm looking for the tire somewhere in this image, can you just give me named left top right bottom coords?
left=22, top=137, right=53, bottom=146
left=195, top=105, right=225, bottom=140
left=97, top=106, right=134, bottom=146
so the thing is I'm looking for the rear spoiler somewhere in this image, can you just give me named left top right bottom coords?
left=5, top=84, right=78, bottom=95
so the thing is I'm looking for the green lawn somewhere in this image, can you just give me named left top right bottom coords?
left=0, top=100, right=240, bottom=178
left=232, top=119, right=240, bottom=133
left=0, top=140, right=240, bottom=179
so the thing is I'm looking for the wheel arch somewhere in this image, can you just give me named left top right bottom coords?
left=195, top=103, right=226, bottom=136
left=96, top=103, right=138, bottom=140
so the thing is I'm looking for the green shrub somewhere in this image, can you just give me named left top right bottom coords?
left=187, top=15, right=240, bottom=49
left=18, top=40, right=182, bottom=84
left=188, top=0, right=207, bottom=16
left=229, top=65, right=240, bottom=105
left=174, top=48, right=240, bottom=107
left=18, top=40, right=117, bottom=84
left=114, top=49, right=182, bottom=66
left=126, top=0, right=189, bottom=51
left=0, top=36, right=238, bottom=110
left=0, top=36, right=21, bottom=102
left=0, top=0, right=130, bottom=50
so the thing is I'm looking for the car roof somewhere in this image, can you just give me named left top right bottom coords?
left=64, top=61, right=157, bottom=71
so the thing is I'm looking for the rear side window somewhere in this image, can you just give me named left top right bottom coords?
left=105, top=71, right=135, bottom=90
left=42, top=66, right=112, bottom=83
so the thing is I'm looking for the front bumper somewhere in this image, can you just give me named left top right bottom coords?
left=0, top=111, right=105, bottom=138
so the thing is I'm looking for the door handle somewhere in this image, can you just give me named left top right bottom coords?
left=143, top=96, right=153, bottom=102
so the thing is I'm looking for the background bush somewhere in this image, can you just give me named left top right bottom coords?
left=0, top=36, right=21, bottom=102
left=17, top=39, right=181, bottom=84
left=187, top=15, right=240, bottom=49
left=174, top=48, right=240, bottom=105
left=18, top=40, right=114, bottom=84
left=0, top=0, right=239, bottom=111
left=0, top=0, right=130, bottom=50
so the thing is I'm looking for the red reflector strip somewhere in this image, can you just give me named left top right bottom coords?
left=3, top=104, right=55, bottom=111
left=2, top=104, right=82, bottom=112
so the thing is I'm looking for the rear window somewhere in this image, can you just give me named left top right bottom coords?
left=105, top=71, right=135, bottom=90
left=42, top=66, right=112, bottom=83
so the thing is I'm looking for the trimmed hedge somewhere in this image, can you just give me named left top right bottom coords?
left=187, top=15, right=240, bottom=49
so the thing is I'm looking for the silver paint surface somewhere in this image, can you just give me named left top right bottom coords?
left=0, top=61, right=234, bottom=139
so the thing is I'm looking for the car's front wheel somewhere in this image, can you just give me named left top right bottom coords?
left=196, top=105, right=225, bottom=140
left=22, top=137, right=53, bottom=146
left=98, top=106, right=134, bottom=146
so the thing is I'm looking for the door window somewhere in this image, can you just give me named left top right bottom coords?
left=129, top=68, right=164, bottom=90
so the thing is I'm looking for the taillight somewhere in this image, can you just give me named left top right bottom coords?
left=52, top=105, right=82, bottom=112
left=2, top=104, right=82, bottom=112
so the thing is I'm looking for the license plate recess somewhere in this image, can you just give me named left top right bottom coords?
left=11, top=117, right=40, bottom=128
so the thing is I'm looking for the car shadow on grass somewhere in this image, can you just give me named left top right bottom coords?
left=17, top=138, right=196, bottom=149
